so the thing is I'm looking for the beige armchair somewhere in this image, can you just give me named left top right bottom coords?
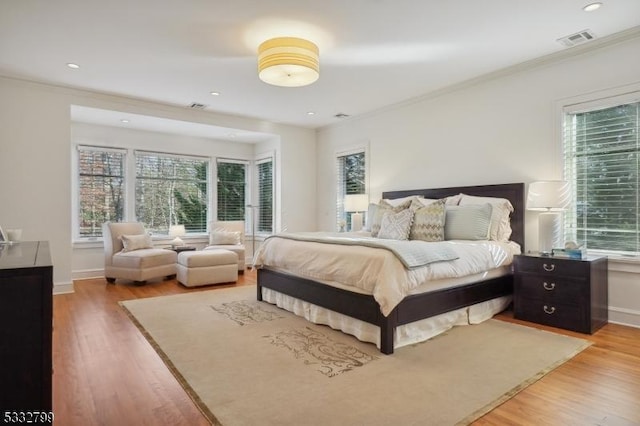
left=203, top=220, right=246, bottom=272
left=103, top=222, right=177, bottom=285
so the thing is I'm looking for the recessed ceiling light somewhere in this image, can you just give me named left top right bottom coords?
left=210, top=91, right=220, bottom=96
left=120, top=119, right=129, bottom=123
left=66, top=63, right=80, bottom=69
left=307, top=111, right=315, bottom=115
left=583, top=2, right=602, bottom=12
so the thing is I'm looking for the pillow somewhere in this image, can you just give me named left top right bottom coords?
left=458, top=194, right=514, bottom=241
left=444, top=204, right=493, bottom=240
left=409, top=194, right=462, bottom=208
left=120, top=234, right=153, bottom=252
left=382, top=195, right=424, bottom=207
left=409, top=199, right=446, bottom=242
left=209, top=230, right=241, bottom=245
left=370, top=199, right=412, bottom=237
left=377, top=209, right=414, bottom=240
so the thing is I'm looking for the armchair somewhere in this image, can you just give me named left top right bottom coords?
left=103, top=222, right=177, bottom=285
left=203, top=220, right=246, bottom=272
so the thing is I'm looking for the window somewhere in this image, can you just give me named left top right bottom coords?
left=135, top=151, right=209, bottom=234
left=336, top=149, right=366, bottom=230
left=256, top=157, right=274, bottom=233
left=77, top=146, right=125, bottom=238
left=563, top=96, right=640, bottom=255
left=217, top=159, right=247, bottom=221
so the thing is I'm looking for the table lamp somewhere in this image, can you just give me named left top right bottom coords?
left=526, top=181, right=570, bottom=255
left=344, top=194, right=369, bottom=232
left=169, top=224, right=186, bottom=247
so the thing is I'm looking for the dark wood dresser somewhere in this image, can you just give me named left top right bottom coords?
left=0, top=241, right=53, bottom=419
left=513, top=253, right=608, bottom=334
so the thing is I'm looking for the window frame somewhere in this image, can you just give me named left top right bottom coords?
left=73, top=145, right=127, bottom=241
left=562, top=90, right=640, bottom=258
left=335, top=145, right=368, bottom=231
left=73, top=144, right=269, bottom=244
left=255, top=155, right=275, bottom=234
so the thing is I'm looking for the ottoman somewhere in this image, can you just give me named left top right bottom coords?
left=176, top=249, right=238, bottom=287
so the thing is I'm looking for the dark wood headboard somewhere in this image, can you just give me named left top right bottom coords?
left=382, top=183, right=525, bottom=249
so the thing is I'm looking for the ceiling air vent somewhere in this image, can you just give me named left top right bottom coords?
left=334, top=113, right=350, bottom=118
left=188, top=102, right=207, bottom=109
left=557, top=29, right=596, bottom=47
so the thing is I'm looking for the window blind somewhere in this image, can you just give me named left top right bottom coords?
left=217, top=159, right=247, bottom=222
left=336, top=150, right=366, bottom=230
left=77, top=146, right=126, bottom=238
left=135, top=151, right=208, bottom=234
left=256, top=158, right=274, bottom=233
left=563, top=99, right=640, bottom=255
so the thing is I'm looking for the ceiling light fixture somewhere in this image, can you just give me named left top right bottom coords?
left=120, top=119, right=129, bottom=123
left=583, top=2, right=602, bottom=12
left=66, top=63, right=80, bottom=69
left=210, top=91, right=220, bottom=96
left=258, top=37, right=319, bottom=87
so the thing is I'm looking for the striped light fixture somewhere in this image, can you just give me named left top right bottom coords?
left=258, top=37, right=319, bottom=87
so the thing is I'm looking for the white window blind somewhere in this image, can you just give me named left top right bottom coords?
left=563, top=98, right=640, bottom=255
left=256, top=157, right=274, bottom=233
left=135, top=151, right=209, bottom=234
left=77, top=146, right=126, bottom=238
left=217, top=159, right=248, bottom=222
left=336, top=150, right=366, bottom=230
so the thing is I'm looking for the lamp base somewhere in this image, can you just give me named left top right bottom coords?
left=538, top=212, right=562, bottom=255
left=171, top=237, right=184, bottom=248
left=350, top=212, right=363, bottom=232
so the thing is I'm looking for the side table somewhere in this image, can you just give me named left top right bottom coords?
left=513, top=253, right=608, bottom=334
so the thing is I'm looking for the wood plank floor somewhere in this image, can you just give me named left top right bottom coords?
left=53, top=271, right=640, bottom=425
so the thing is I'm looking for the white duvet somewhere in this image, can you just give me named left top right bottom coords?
left=253, top=232, right=521, bottom=316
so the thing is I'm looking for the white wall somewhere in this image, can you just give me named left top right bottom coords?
left=316, top=34, right=640, bottom=327
left=0, top=77, right=316, bottom=292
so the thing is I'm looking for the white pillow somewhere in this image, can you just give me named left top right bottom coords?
left=209, top=230, right=241, bottom=245
left=120, top=234, right=153, bottom=252
left=411, top=194, right=462, bottom=208
left=382, top=195, right=424, bottom=207
left=377, top=209, right=414, bottom=240
left=458, top=194, right=514, bottom=242
left=444, top=204, right=493, bottom=240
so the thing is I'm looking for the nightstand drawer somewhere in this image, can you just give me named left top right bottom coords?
left=514, top=298, right=587, bottom=332
left=514, top=256, right=589, bottom=277
left=517, top=275, right=584, bottom=306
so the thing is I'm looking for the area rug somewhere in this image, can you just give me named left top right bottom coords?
left=120, top=286, right=590, bottom=426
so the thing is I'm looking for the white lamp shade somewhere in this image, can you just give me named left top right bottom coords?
left=526, top=181, right=570, bottom=211
left=169, top=224, right=186, bottom=247
left=169, top=224, right=186, bottom=237
left=344, top=194, right=369, bottom=212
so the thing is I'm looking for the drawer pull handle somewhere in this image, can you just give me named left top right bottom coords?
left=543, top=305, right=556, bottom=315
left=543, top=282, right=556, bottom=291
left=543, top=263, right=555, bottom=272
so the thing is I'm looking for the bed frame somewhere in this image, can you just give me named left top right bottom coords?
left=257, top=182, right=525, bottom=354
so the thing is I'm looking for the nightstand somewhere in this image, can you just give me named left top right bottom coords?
left=513, top=253, right=608, bottom=334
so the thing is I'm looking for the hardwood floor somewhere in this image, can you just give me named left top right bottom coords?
left=53, top=271, right=640, bottom=425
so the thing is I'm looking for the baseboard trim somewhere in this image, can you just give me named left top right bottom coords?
left=73, top=268, right=104, bottom=280
left=609, top=306, right=640, bottom=329
left=54, top=282, right=75, bottom=295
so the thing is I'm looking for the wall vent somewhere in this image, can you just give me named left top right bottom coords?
left=189, top=102, right=207, bottom=109
left=557, top=29, right=596, bottom=47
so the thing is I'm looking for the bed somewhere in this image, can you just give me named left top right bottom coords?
left=255, top=182, right=525, bottom=354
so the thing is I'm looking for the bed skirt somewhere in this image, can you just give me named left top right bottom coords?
left=261, top=288, right=512, bottom=350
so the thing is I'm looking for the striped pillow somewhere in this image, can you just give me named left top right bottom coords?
left=444, top=204, right=493, bottom=240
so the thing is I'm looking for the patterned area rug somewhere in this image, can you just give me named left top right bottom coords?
left=120, top=286, right=590, bottom=426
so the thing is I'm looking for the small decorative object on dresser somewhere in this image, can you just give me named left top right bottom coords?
left=513, top=253, right=608, bottom=333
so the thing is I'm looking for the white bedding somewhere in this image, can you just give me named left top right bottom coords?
left=253, top=231, right=521, bottom=316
